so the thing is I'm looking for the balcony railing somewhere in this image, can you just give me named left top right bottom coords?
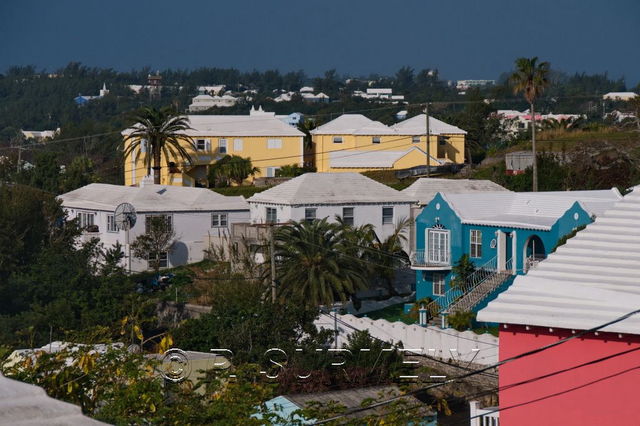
left=410, top=249, right=451, bottom=269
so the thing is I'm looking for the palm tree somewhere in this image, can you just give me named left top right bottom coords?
left=510, top=57, right=550, bottom=192
left=123, top=106, right=195, bottom=184
left=366, top=218, right=411, bottom=296
left=272, top=219, right=369, bottom=307
left=208, top=155, right=259, bottom=187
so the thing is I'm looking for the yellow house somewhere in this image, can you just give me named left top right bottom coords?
left=311, top=114, right=466, bottom=173
left=122, top=110, right=305, bottom=187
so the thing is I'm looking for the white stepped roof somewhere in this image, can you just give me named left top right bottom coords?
left=478, top=187, right=640, bottom=335
left=0, top=374, right=107, bottom=425
left=391, top=114, right=467, bottom=135
left=330, top=148, right=425, bottom=168
left=441, top=189, right=621, bottom=230
left=59, top=183, right=249, bottom=212
left=247, top=173, right=415, bottom=205
left=123, top=114, right=304, bottom=137
left=402, top=178, right=509, bottom=205
left=311, top=114, right=396, bottom=135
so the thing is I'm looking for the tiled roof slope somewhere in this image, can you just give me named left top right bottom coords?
left=247, top=173, right=415, bottom=205
left=402, top=178, right=509, bottom=205
left=441, top=189, right=621, bottom=230
left=59, top=183, right=249, bottom=212
left=310, top=114, right=396, bottom=135
left=330, top=148, right=426, bottom=168
left=478, top=187, right=640, bottom=335
left=391, top=114, right=467, bottom=135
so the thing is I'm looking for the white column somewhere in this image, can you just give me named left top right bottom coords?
left=511, top=231, right=517, bottom=275
left=496, top=230, right=506, bottom=271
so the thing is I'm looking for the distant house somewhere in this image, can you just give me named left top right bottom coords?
left=196, top=85, right=225, bottom=96
left=496, top=110, right=582, bottom=137
left=74, top=83, right=109, bottom=105
left=478, top=186, right=640, bottom=426
left=58, top=180, right=249, bottom=272
left=275, top=112, right=304, bottom=126
left=353, top=88, right=405, bottom=102
left=188, top=94, right=238, bottom=111
left=455, top=79, right=495, bottom=91
left=410, top=189, right=622, bottom=319
left=602, top=91, right=638, bottom=101
left=246, top=172, right=415, bottom=244
left=21, top=128, right=60, bottom=141
left=310, top=114, right=466, bottom=173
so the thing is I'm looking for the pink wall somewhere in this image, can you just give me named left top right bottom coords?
left=498, top=325, right=640, bottom=426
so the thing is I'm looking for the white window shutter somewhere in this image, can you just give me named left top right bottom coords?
left=205, top=139, right=211, bottom=151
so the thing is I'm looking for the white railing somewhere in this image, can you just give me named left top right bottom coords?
left=425, top=256, right=498, bottom=317
left=410, top=249, right=451, bottom=268
left=470, top=401, right=500, bottom=426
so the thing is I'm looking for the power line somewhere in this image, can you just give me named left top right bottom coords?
left=312, top=307, right=640, bottom=424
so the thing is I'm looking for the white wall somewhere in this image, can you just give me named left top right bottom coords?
left=315, top=313, right=499, bottom=365
left=65, top=207, right=250, bottom=273
left=249, top=202, right=412, bottom=244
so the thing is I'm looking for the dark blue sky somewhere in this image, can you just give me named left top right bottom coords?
left=1, top=0, right=639, bottom=86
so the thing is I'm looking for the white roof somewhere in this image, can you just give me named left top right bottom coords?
left=123, top=114, right=304, bottom=137
left=311, top=114, right=396, bottom=135
left=478, top=187, right=640, bottom=335
left=440, top=189, right=622, bottom=230
left=391, top=114, right=467, bottom=135
left=330, top=148, right=426, bottom=168
left=0, top=373, right=107, bottom=425
left=402, top=178, right=510, bottom=205
left=59, top=183, right=249, bottom=212
left=247, top=173, right=415, bottom=206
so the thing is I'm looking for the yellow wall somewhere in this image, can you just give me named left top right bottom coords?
left=312, top=133, right=465, bottom=173
left=124, top=135, right=304, bottom=186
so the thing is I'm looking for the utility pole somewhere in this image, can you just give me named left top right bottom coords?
left=270, top=225, right=276, bottom=303
left=425, top=102, right=431, bottom=178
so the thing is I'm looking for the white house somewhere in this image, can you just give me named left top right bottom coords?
left=246, top=172, right=416, bottom=244
left=188, top=94, right=238, bottom=111
left=58, top=181, right=249, bottom=273
left=603, top=92, right=638, bottom=101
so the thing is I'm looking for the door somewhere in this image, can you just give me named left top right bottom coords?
left=426, top=229, right=450, bottom=264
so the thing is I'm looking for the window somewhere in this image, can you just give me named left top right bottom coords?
left=145, top=214, right=172, bottom=233
left=372, top=136, right=381, bottom=144
left=78, top=212, right=94, bottom=229
left=107, top=214, right=119, bottom=232
left=233, top=138, right=243, bottom=152
left=196, top=139, right=207, bottom=151
left=266, top=207, right=278, bottom=224
left=304, top=208, right=317, bottom=222
left=427, top=229, right=450, bottom=264
left=333, top=136, right=343, bottom=144
left=140, top=139, right=147, bottom=153
left=382, top=207, right=394, bottom=225
left=433, top=273, right=445, bottom=296
left=148, top=252, right=168, bottom=268
left=218, top=139, right=227, bottom=154
left=266, top=167, right=280, bottom=177
left=470, top=229, right=482, bottom=258
left=342, top=207, right=354, bottom=226
left=267, top=139, right=282, bottom=149
left=212, top=212, right=228, bottom=227
left=412, top=136, right=421, bottom=143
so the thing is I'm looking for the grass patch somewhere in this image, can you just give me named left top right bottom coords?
left=359, top=303, right=415, bottom=325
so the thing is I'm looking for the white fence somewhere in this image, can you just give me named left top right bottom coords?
left=315, top=313, right=499, bottom=365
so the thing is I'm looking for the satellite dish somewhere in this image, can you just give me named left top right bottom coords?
left=114, top=202, right=137, bottom=230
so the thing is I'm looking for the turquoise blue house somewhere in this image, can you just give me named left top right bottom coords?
left=410, top=189, right=622, bottom=317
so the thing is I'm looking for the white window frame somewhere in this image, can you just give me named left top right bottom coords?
left=470, top=229, right=482, bottom=258
left=196, top=139, right=207, bottom=151
left=218, top=139, right=227, bottom=154
left=433, top=273, right=445, bottom=296
left=333, top=136, right=343, bottom=144
left=77, top=211, right=94, bottom=229
left=107, top=214, right=119, bottom=233
left=212, top=212, right=228, bottom=228
left=266, top=167, right=280, bottom=178
left=372, top=136, right=381, bottom=144
left=412, top=136, right=421, bottom=143
left=342, top=207, right=354, bottom=226
left=267, top=139, right=282, bottom=149
left=304, top=208, right=317, bottom=222
left=145, top=214, right=173, bottom=233
left=427, top=229, right=450, bottom=264
left=382, top=207, right=394, bottom=225
left=148, top=251, right=168, bottom=268
left=266, top=207, right=278, bottom=224
left=233, top=138, right=243, bottom=152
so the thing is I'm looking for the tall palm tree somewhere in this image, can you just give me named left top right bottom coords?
left=123, top=106, right=195, bottom=184
left=510, top=57, right=550, bottom=192
left=272, top=219, right=369, bottom=307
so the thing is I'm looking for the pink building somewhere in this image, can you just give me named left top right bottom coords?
left=478, top=186, right=640, bottom=425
